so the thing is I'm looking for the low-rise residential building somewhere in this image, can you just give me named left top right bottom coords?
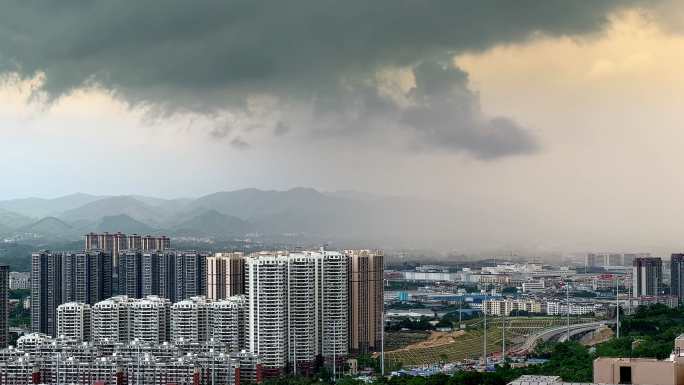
left=545, top=301, right=598, bottom=316
left=483, top=299, right=542, bottom=316
left=1, top=334, right=261, bottom=385
left=8, top=272, right=30, bottom=290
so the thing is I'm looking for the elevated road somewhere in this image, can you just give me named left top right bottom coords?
left=510, top=321, right=613, bottom=355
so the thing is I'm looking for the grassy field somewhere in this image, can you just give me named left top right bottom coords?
left=383, top=316, right=595, bottom=367
left=384, top=331, right=431, bottom=351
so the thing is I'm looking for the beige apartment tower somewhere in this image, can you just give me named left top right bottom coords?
left=347, top=249, right=384, bottom=354
left=207, top=253, right=245, bottom=299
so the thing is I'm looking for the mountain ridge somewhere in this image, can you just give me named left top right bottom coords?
left=0, top=188, right=458, bottom=247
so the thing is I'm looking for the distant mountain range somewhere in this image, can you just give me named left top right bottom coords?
left=0, top=188, right=462, bottom=247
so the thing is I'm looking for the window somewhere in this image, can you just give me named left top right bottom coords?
left=619, top=366, right=632, bottom=384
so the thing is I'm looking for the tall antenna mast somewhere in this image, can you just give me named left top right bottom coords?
left=483, top=307, right=487, bottom=367
left=616, top=277, right=620, bottom=339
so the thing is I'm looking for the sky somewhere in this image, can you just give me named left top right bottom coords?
left=2, top=1, right=684, bottom=252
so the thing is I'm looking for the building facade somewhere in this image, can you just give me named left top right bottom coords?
left=0, top=266, right=7, bottom=348
left=130, top=295, right=171, bottom=344
left=56, top=302, right=91, bottom=341
left=210, top=296, right=247, bottom=351
left=633, top=257, right=663, bottom=297
left=31, top=251, right=63, bottom=337
left=246, top=254, right=289, bottom=375
left=8, top=271, right=30, bottom=290
left=91, top=296, right=133, bottom=344
left=62, top=251, right=112, bottom=305
left=1, top=335, right=261, bottom=385
left=347, top=250, right=384, bottom=354
left=315, top=250, right=349, bottom=367
left=671, top=254, right=684, bottom=304
left=287, top=253, right=317, bottom=374
left=207, top=252, right=245, bottom=300
left=171, top=296, right=210, bottom=343
left=174, top=251, right=208, bottom=302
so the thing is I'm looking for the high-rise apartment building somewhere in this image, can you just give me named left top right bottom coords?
left=0, top=265, right=8, bottom=348
left=608, top=253, right=622, bottom=266
left=62, top=251, right=112, bottom=304
left=207, top=252, right=245, bottom=300
left=118, top=250, right=142, bottom=298
left=130, top=295, right=171, bottom=344
left=141, top=251, right=161, bottom=297
left=633, top=257, right=663, bottom=297
left=210, top=295, right=247, bottom=351
left=31, top=251, right=63, bottom=337
left=85, top=232, right=170, bottom=269
left=91, top=296, right=133, bottom=344
left=127, top=233, right=142, bottom=250
left=287, top=253, right=317, bottom=374
left=246, top=253, right=289, bottom=375
left=174, top=251, right=208, bottom=301
left=142, top=235, right=170, bottom=251
left=245, top=250, right=351, bottom=375
left=586, top=253, right=599, bottom=268
left=315, top=250, right=349, bottom=367
left=347, top=249, right=384, bottom=354
left=56, top=302, right=91, bottom=341
left=171, top=296, right=210, bottom=343
left=118, top=250, right=202, bottom=301
left=672, top=254, right=684, bottom=304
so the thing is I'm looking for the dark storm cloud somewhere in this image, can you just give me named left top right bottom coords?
left=403, top=62, right=539, bottom=159
left=0, top=0, right=640, bottom=157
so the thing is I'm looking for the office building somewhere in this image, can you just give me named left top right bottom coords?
left=0, top=266, right=7, bottom=348
left=633, top=257, right=663, bottom=297
left=91, top=296, right=133, bottom=344
left=31, top=251, right=63, bottom=337
left=130, top=295, right=171, bottom=344
left=171, top=296, right=210, bottom=343
left=672, top=254, right=684, bottom=304
left=62, top=251, right=112, bottom=304
left=347, top=249, right=384, bottom=354
left=8, top=271, right=30, bottom=290
left=207, top=252, right=245, bottom=299
left=246, top=253, right=289, bottom=375
left=56, top=302, right=91, bottom=342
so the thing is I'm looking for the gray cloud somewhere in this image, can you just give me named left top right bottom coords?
left=230, top=137, right=250, bottom=150
left=273, top=122, right=291, bottom=137
left=402, top=62, right=538, bottom=158
left=0, top=0, right=639, bottom=157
